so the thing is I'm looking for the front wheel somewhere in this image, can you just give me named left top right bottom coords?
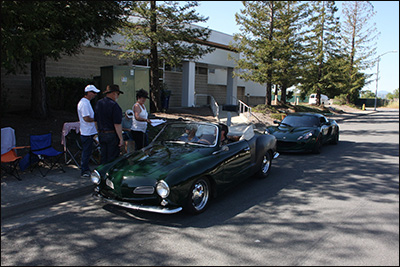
left=256, top=151, right=272, bottom=179
left=312, top=135, right=322, bottom=154
left=184, top=177, right=211, bottom=214
left=331, top=132, right=339, bottom=145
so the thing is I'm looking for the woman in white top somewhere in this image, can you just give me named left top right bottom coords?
left=131, top=89, right=151, bottom=150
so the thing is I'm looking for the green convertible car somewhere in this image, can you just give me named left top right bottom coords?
left=265, top=113, right=339, bottom=154
left=91, top=121, right=279, bottom=215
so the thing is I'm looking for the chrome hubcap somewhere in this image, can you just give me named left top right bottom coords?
left=191, top=180, right=209, bottom=210
left=262, top=156, right=270, bottom=174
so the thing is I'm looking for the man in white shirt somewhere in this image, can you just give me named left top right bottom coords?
left=77, top=84, right=100, bottom=178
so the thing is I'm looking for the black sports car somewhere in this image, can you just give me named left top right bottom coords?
left=265, top=113, right=339, bottom=154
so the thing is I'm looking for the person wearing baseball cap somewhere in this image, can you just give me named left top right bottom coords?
left=77, top=84, right=99, bottom=178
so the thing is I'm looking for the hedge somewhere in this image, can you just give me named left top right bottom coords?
left=46, top=76, right=95, bottom=112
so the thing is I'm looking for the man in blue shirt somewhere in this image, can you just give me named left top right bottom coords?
left=94, top=84, right=124, bottom=164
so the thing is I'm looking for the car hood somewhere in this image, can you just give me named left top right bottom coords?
left=267, top=126, right=316, bottom=140
left=103, top=143, right=212, bottom=187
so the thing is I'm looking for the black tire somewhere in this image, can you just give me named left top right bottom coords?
left=312, top=135, right=322, bottom=154
left=256, top=151, right=272, bottom=179
left=184, top=177, right=211, bottom=214
left=332, top=132, right=339, bottom=145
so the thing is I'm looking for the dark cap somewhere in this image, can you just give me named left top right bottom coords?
left=104, top=84, right=124, bottom=94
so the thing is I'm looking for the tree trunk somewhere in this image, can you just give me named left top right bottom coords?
left=149, top=0, right=161, bottom=112
left=266, top=83, right=272, bottom=105
left=281, top=84, right=287, bottom=104
left=30, top=55, right=48, bottom=119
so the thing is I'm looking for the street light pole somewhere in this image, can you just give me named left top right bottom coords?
left=374, top=50, right=397, bottom=111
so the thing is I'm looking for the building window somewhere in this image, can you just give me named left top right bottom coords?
left=165, top=64, right=183, bottom=72
left=196, top=67, right=208, bottom=75
left=209, top=68, right=215, bottom=74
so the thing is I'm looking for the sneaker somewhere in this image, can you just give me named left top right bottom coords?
left=81, top=173, right=90, bottom=178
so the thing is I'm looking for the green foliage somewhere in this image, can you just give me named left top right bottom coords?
left=1, top=1, right=129, bottom=74
left=1, top=83, right=10, bottom=116
left=232, top=1, right=308, bottom=104
left=360, top=90, right=376, bottom=99
left=332, top=94, right=349, bottom=105
left=386, top=89, right=399, bottom=100
left=1, top=1, right=129, bottom=118
left=298, top=1, right=341, bottom=105
left=112, top=1, right=214, bottom=111
left=46, top=77, right=95, bottom=112
left=340, top=1, right=379, bottom=71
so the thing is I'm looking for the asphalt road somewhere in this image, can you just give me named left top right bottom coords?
left=1, top=109, right=399, bottom=266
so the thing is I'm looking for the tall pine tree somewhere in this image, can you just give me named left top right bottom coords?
left=340, top=1, right=379, bottom=103
left=273, top=1, right=308, bottom=103
left=112, top=1, right=214, bottom=112
left=299, top=1, right=341, bottom=105
left=233, top=1, right=283, bottom=105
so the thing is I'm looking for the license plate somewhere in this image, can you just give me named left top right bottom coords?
left=106, top=179, right=114, bottom=190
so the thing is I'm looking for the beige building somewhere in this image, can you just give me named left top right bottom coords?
left=1, top=27, right=267, bottom=113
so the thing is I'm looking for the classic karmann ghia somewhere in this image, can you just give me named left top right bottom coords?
left=91, top=121, right=279, bottom=214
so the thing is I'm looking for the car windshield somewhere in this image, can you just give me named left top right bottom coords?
left=281, top=115, right=320, bottom=127
left=153, top=122, right=218, bottom=147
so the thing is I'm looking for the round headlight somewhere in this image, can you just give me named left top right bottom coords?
left=156, top=180, right=170, bottom=198
left=91, top=170, right=101, bottom=185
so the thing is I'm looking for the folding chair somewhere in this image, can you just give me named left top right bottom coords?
left=1, top=127, right=30, bottom=180
left=30, top=133, right=65, bottom=177
left=64, top=130, right=83, bottom=167
left=64, top=130, right=101, bottom=168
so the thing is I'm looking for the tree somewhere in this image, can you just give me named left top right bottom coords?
left=386, top=88, right=399, bottom=100
left=273, top=1, right=308, bottom=103
left=233, top=1, right=282, bottom=105
left=233, top=1, right=309, bottom=105
left=360, top=90, right=376, bottom=98
left=111, top=1, right=214, bottom=112
left=299, top=1, right=341, bottom=105
left=1, top=1, right=129, bottom=118
left=340, top=1, right=379, bottom=103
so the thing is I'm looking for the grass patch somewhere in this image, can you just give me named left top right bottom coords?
left=253, top=103, right=330, bottom=114
left=384, top=101, right=399, bottom=109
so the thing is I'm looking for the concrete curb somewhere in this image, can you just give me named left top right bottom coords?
left=1, top=184, right=94, bottom=220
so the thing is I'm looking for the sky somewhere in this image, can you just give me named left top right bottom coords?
left=193, top=1, right=399, bottom=95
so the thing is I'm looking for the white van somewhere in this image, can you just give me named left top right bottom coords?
left=309, top=93, right=329, bottom=105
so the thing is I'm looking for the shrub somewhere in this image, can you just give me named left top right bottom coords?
left=46, top=77, right=95, bottom=112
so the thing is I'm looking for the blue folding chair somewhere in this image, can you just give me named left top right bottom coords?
left=30, top=133, right=65, bottom=177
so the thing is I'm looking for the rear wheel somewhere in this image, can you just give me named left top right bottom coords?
left=184, top=177, right=211, bottom=214
left=256, top=151, right=272, bottom=179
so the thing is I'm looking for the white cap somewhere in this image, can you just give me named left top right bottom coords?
left=84, top=85, right=100, bottom=93
left=125, top=109, right=134, bottom=119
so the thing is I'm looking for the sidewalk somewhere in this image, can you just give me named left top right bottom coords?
left=1, top=108, right=378, bottom=220
left=1, top=163, right=95, bottom=220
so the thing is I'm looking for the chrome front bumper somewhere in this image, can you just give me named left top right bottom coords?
left=93, top=192, right=183, bottom=214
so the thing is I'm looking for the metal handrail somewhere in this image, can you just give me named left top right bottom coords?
left=238, top=99, right=263, bottom=123
left=238, top=100, right=251, bottom=119
left=194, top=93, right=219, bottom=121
